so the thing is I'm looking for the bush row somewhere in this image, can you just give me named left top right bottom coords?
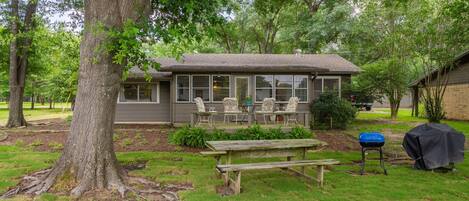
left=169, top=124, right=314, bottom=148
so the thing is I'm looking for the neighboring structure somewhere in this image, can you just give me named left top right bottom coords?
left=372, top=92, right=413, bottom=109
left=115, top=54, right=360, bottom=124
left=410, top=50, right=469, bottom=120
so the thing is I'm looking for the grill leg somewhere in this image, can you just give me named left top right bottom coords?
left=379, top=147, right=388, bottom=175
left=360, top=147, right=366, bottom=175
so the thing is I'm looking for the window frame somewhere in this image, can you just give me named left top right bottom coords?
left=274, top=75, right=294, bottom=103
left=175, top=75, right=191, bottom=103
left=117, top=82, right=160, bottom=104
left=293, top=75, right=309, bottom=103
left=315, top=76, right=342, bottom=98
left=211, top=74, right=231, bottom=103
left=191, top=74, right=211, bottom=103
left=255, top=75, right=309, bottom=103
left=254, top=75, right=274, bottom=103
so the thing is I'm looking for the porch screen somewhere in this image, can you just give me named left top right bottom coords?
left=275, top=75, right=293, bottom=101
left=213, top=75, right=230, bottom=101
left=313, top=77, right=341, bottom=99
left=294, top=75, right=308, bottom=102
left=119, top=83, right=157, bottom=103
left=176, top=75, right=190, bottom=102
left=192, top=75, right=210, bottom=101
left=255, top=75, right=273, bottom=102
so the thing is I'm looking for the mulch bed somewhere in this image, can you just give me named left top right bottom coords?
left=315, top=131, right=361, bottom=151
left=0, top=118, right=370, bottom=153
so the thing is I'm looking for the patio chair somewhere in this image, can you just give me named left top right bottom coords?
left=194, top=97, right=215, bottom=126
left=223, top=97, right=242, bottom=124
left=255, top=98, right=275, bottom=124
left=275, top=97, right=299, bottom=126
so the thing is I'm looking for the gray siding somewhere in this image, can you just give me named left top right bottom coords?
left=171, top=73, right=350, bottom=123
left=115, top=81, right=171, bottom=122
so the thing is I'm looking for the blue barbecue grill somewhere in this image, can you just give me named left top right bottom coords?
left=359, top=132, right=387, bottom=175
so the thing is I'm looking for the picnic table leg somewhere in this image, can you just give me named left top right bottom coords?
left=224, top=151, right=232, bottom=186
left=233, top=171, right=241, bottom=195
left=301, top=148, right=306, bottom=174
left=316, top=165, right=324, bottom=187
left=215, top=155, right=222, bottom=178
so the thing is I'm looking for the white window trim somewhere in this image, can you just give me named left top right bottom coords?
left=175, top=75, right=191, bottom=103
left=234, top=76, right=251, bottom=103
left=254, top=75, right=309, bottom=103
left=274, top=75, right=294, bottom=103
left=191, top=74, right=211, bottom=103
left=117, top=82, right=160, bottom=104
left=316, top=76, right=342, bottom=97
left=254, top=75, right=274, bottom=103
left=212, top=74, right=231, bottom=103
left=294, top=75, right=309, bottom=103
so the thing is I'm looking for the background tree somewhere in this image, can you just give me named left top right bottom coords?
left=3, top=0, right=229, bottom=198
left=0, top=25, right=9, bottom=101
left=340, top=0, right=420, bottom=119
left=411, top=0, right=469, bottom=122
left=5, top=0, right=39, bottom=127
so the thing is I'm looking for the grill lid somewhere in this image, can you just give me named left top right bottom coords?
left=359, top=132, right=385, bottom=143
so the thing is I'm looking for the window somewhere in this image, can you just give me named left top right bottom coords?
left=294, top=75, right=308, bottom=102
left=119, top=83, right=158, bottom=103
left=275, top=75, right=293, bottom=102
left=213, top=75, right=230, bottom=101
left=313, top=77, right=341, bottom=99
left=176, top=75, right=190, bottom=102
left=255, top=75, right=273, bottom=101
left=192, top=75, right=210, bottom=101
left=256, top=75, right=309, bottom=102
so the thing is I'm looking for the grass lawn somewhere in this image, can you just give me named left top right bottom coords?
left=354, top=108, right=469, bottom=136
left=0, top=108, right=72, bottom=126
left=0, top=107, right=468, bottom=200
left=0, top=102, right=72, bottom=109
left=0, top=146, right=468, bottom=201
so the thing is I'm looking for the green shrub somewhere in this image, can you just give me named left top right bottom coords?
left=289, top=126, right=314, bottom=139
left=311, top=91, right=357, bottom=129
left=169, top=126, right=210, bottom=148
left=169, top=124, right=314, bottom=148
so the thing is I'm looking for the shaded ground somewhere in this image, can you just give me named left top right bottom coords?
left=0, top=119, right=202, bottom=153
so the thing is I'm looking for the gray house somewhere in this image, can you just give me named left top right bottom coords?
left=115, top=54, right=360, bottom=124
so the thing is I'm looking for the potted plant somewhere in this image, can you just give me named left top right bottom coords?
left=244, top=96, right=253, bottom=106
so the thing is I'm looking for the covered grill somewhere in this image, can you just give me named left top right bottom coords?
left=403, top=123, right=465, bottom=170
left=359, top=132, right=387, bottom=175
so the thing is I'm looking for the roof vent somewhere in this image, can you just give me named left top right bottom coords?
left=294, top=49, right=302, bottom=56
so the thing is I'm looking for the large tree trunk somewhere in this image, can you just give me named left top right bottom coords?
left=6, top=0, right=38, bottom=127
left=20, top=0, right=151, bottom=197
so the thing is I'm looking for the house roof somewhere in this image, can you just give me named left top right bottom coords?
left=410, top=50, right=469, bottom=87
left=129, top=53, right=360, bottom=77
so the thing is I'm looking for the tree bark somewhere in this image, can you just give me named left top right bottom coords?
left=49, top=97, right=53, bottom=109
left=21, top=0, right=151, bottom=197
left=6, top=0, right=38, bottom=127
left=31, top=93, right=35, bottom=110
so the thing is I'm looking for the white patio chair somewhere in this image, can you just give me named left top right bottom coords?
left=223, top=97, right=242, bottom=124
left=255, top=98, right=275, bottom=124
left=275, top=97, right=299, bottom=126
left=194, top=97, right=215, bottom=126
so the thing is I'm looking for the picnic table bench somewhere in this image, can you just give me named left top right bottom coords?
left=202, top=139, right=339, bottom=195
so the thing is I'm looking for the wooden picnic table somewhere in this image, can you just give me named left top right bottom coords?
left=205, top=139, right=327, bottom=192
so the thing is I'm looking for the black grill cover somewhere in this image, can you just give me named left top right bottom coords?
left=403, top=123, right=465, bottom=170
